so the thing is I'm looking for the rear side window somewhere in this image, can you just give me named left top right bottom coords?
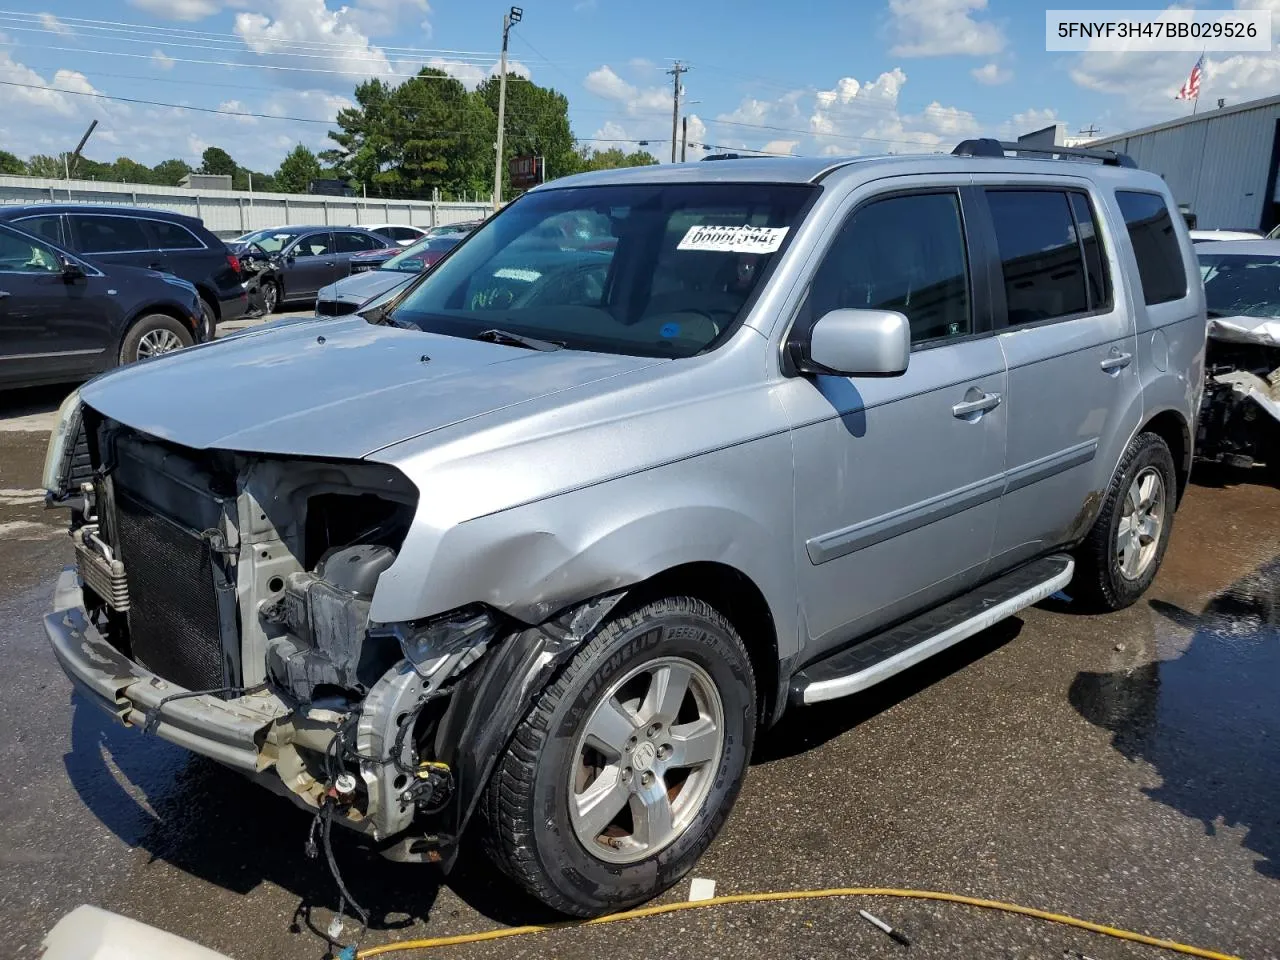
left=336, top=231, right=381, bottom=253
left=388, top=227, right=419, bottom=241
left=15, top=215, right=64, bottom=247
left=986, top=190, right=1088, bottom=324
left=1116, top=190, right=1188, bottom=305
left=71, top=215, right=151, bottom=254
left=148, top=219, right=203, bottom=250
left=803, top=191, right=971, bottom=345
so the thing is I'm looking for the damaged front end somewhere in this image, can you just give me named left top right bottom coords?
left=45, top=407, right=613, bottom=866
left=1197, top=316, right=1280, bottom=471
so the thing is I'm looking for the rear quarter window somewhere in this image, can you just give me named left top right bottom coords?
left=1116, top=191, right=1188, bottom=305
left=148, top=219, right=204, bottom=250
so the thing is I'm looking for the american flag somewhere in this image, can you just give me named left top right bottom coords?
left=1177, top=55, right=1204, bottom=101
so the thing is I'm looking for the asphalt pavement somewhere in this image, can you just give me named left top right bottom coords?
left=2, top=337, right=1278, bottom=959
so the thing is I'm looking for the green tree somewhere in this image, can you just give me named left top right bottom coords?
left=199, top=146, right=237, bottom=177
left=0, top=149, right=23, bottom=174
left=26, top=154, right=64, bottom=177
left=577, top=146, right=660, bottom=171
left=324, top=68, right=493, bottom=200
left=111, top=157, right=153, bottom=184
left=151, top=158, right=192, bottom=185
left=233, top=167, right=277, bottom=192
left=274, top=144, right=322, bottom=194
left=476, top=76, right=578, bottom=197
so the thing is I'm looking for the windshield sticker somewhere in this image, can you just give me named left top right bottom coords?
left=676, top=224, right=789, bottom=254
left=493, top=267, right=541, bottom=282
left=660, top=322, right=680, bottom=338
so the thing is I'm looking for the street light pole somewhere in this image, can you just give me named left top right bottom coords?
left=493, top=6, right=522, bottom=213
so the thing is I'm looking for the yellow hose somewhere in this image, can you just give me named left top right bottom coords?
left=355, top=886, right=1242, bottom=960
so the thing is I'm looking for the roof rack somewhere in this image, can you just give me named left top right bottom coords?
left=951, top=138, right=1136, bottom=168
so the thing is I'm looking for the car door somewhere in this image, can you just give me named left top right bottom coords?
left=284, top=232, right=336, bottom=298
left=144, top=217, right=207, bottom=284
left=334, top=230, right=382, bottom=281
left=778, top=185, right=1008, bottom=659
left=977, top=185, right=1141, bottom=571
left=66, top=214, right=162, bottom=272
left=0, top=224, right=113, bottom=386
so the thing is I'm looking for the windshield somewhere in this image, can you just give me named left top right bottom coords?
left=1199, top=253, right=1280, bottom=318
left=381, top=235, right=461, bottom=273
left=388, top=182, right=815, bottom=358
left=241, top=230, right=301, bottom=253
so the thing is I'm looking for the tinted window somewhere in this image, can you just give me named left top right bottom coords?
left=148, top=219, right=203, bottom=250
left=15, top=215, right=64, bottom=246
left=388, top=227, right=419, bottom=241
left=1198, top=253, right=1280, bottom=318
left=71, top=215, right=151, bottom=254
left=1070, top=192, right=1111, bottom=310
left=292, top=233, right=333, bottom=257
left=1116, top=190, right=1188, bottom=305
left=0, top=224, right=61, bottom=272
left=987, top=190, right=1087, bottom=324
left=803, top=192, right=970, bottom=344
left=336, top=231, right=381, bottom=253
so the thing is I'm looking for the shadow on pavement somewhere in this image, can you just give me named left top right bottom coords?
left=0, top=383, right=71, bottom=420
left=1070, top=556, right=1280, bottom=879
left=63, top=694, right=549, bottom=948
left=754, top=618, right=1024, bottom=763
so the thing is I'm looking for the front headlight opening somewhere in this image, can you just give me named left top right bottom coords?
left=42, top=390, right=84, bottom=498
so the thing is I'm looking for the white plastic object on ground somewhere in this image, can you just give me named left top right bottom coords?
left=41, top=905, right=234, bottom=960
left=688, top=877, right=717, bottom=901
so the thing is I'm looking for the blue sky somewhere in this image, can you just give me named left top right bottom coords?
left=1, top=0, right=1277, bottom=174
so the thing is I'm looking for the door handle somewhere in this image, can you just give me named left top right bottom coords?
left=148, top=262, right=165, bottom=271
left=0, top=290, right=9, bottom=299
left=952, top=391, right=1002, bottom=418
left=1100, top=351, right=1133, bottom=372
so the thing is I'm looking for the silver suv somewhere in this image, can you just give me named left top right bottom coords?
left=43, top=141, right=1205, bottom=917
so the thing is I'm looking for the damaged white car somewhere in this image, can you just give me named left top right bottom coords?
left=1197, top=240, right=1280, bottom=471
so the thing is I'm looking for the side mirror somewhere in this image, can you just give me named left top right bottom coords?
left=792, top=308, right=910, bottom=377
left=284, top=255, right=296, bottom=265
left=60, top=257, right=86, bottom=282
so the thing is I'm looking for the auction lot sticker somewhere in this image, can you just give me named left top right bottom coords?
left=677, top=225, right=789, bottom=254
left=1046, top=9, right=1271, bottom=51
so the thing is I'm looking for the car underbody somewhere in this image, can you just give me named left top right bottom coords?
left=48, top=410, right=622, bottom=866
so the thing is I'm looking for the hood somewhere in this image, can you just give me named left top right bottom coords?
left=79, top=317, right=661, bottom=459
left=1208, top=314, right=1280, bottom=347
left=320, top=270, right=411, bottom=304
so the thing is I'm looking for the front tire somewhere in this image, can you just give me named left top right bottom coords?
left=259, top=279, right=280, bottom=314
left=1072, top=431, right=1177, bottom=611
left=482, top=596, right=756, bottom=917
left=119, top=314, right=194, bottom=365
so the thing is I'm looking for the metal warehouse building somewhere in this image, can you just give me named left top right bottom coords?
left=1087, top=92, right=1280, bottom=233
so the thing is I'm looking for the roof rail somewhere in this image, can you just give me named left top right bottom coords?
left=951, top=137, right=1136, bottom=168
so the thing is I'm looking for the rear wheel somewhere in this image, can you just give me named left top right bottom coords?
left=119, top=314, right=193, bottom=365
left=198, top=298, right=216, bottom=341
left=1072, top=431, right=1177, bottom=611
left=482, top=596, right=756, bottom=917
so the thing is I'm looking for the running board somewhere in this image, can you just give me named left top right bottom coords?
left=791, top=554, right=1074, bottom=705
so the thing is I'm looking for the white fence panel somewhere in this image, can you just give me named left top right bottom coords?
left=0, top=175, right=491, bottom=236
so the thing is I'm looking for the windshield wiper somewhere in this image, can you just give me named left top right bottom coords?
left=475, top=328, right=563, bottom=352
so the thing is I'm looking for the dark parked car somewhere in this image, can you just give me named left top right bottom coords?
left=231, top=225, right=394, bottom=312
left=348, top=232, right=465, bottom=274
left=0, top=204, right=246, bottom=337
left=0, top=221, right=204, bottom=389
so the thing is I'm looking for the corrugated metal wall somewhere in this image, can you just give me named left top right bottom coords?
left=1092, top=103, right=1280, bottom=230
left=0, top=175, right=492, bottom=236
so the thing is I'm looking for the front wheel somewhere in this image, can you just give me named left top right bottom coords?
left=119, top=314, right=194, bottom=365
left=482, top=596, right=756, bottom=917
left=1072, top=431, right=1177, bottom=611
left=259, top=278, right=279, bottom=314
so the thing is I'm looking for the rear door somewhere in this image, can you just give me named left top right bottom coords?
left=779, top=183, right=1009, bottom=658
left=284, top=231, right=335, bottom=297
left=978, top=184, right=1142, bottom=571
left=144, top=216, right=208, bottom=285
left=67, top=214, right=162, bottom=272
left=0, top=224, right=112, bottom=385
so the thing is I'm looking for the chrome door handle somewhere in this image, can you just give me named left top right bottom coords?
left=1100, top=351, right=1133, bottom=371
left=952, top=391, right=1002, bottom=418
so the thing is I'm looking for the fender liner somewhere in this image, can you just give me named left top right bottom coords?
left=427, top=591, right=625, bottom=869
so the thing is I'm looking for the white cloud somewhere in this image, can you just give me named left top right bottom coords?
left=347, top=0, right=430, bottom=38
left=151, top=50, right=176, bottom=71
left=971, top=62, right=1010, bottom=85
left=128, top=0, right=223, bottom=21
left=38, top=13, right=71, bottom=35
left=584, top=65, right=671, bottom=114
left=760, top=139, right=799, bottom=155
left=888, top=0, right=1004, bottom=57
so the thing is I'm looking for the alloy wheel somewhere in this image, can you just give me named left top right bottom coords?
left=136, top=328, right=185, bottom=359
left=1117, top=465, right=1165, bottom=580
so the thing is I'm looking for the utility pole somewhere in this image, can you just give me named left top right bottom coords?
left=67, top=119, right=97, bottom=179
left=1078, top=124, right=1099, bottom=139
left=681, top=116, right=688, bottom=162
left=493, top=6, right=523, bottom=213
left=667, top=61, right=687, bottom=163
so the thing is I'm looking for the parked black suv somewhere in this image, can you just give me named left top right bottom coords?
left=0, top=204, right=247, bottom=336
left=0, top=221, right=204, bottom=389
